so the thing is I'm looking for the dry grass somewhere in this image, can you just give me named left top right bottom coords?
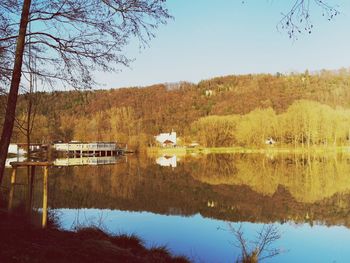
left=0, top=209, right=190, bottom=263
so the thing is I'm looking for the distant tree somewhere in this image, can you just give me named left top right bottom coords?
left=235, top=108, right=277, bottom=147
left=0, top=0, right=171, bottom=182
left=191, top=115, right=238, bottom=147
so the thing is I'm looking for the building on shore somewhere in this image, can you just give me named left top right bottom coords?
left=53, top=141, right=122, bottom=156
left=155, top=132, right=177, bottom=147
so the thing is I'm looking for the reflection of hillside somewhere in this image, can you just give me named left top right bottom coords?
left=188, top=154, right=350, bottom=203
left=4, top=154, right=350, bottom=228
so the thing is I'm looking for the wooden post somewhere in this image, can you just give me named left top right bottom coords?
left=42, top=166, right=48, bottom=228
left=8, top=168, right=17, bottom=211
left=27, top=166, right=35, bottom=213
left=10, top=167, right=16, bottom=184
left=47, top=144, right=52, bottom=161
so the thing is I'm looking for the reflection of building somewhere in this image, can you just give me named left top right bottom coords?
left=155, top=132, right=176, bottom=147
left=53, top=156, right=117, bottom=166
left=5, top=156, right=26, bottom=167
left=156, top=155, right=177, bottom=168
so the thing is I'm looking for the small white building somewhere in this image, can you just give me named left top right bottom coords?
left=155, top=131, right=177, bottom=147
left=205, top=90, right=213, bottom=97
left=188, top=142, right=200, bottom=148
left=53, top=142, right=117, bottom=152
left=265, top=138, right=276, bottom=145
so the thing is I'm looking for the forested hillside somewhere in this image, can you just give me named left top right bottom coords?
left=4, top=69, right=350, bottom=149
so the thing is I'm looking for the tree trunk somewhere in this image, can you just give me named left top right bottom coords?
left=26, top=93, right=32, bottom=178
left=27, top=94, right=32, bottom=159
left=27, top=25, right=33, bottom=162
left=0, top=0, right=32, bottom=184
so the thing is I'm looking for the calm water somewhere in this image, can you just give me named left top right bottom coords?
left=4, top=153, right=350, bottom=262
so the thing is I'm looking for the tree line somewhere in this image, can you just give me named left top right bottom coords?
left=192, top=100, right=350, bottom=147
left=3, top=70, right=350, bottom=149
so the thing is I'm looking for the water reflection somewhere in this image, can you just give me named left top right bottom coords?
left=6, top=164, right=49, bottom=228
left=156, top=155, right=178, bottom=167
left=5, top=156, right=26, bottom=167
left=3, top=153, right=350, bottom=262
left=185, top=154, right=350, bottom=203
left=53, top=156, right=118, bottom=166
left=4, top=155, right=124, bottom=228
left=5, top=153, right=350, bottom=226
left=5, top=155, right=121, bottom=168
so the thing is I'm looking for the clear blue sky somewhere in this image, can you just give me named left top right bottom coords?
left=94, top=0, right=350, bottom=89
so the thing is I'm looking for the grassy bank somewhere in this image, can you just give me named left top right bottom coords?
left=148, top=146, right=350, bottom=156
left=148, top=147, right=188, bottom=156
left=0, top=209, right=189, bottom=263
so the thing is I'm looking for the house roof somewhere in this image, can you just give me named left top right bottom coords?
left=155, top=131, right=177, bottom=144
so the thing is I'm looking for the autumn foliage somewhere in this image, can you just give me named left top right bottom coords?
left=5, top=69, right=350, bottom=149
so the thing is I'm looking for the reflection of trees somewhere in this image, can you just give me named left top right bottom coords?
left=191, top=154, right=238, bottom=180
left=189, top=154, right=350, bottom=203
left=4, top=154, right=350, bottom=228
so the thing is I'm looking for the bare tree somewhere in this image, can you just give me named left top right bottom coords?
left=230, top=224, right=283, bottom=263
left=0, top=0, right=31, bottom=184
left=0, top=0, right=171, bottom=182
left=12, top=26, right=40, bottom=161
left=278, top=0, right=339, bottom=39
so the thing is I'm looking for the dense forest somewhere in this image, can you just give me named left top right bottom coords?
left=3, top=69, right=350, bottom=149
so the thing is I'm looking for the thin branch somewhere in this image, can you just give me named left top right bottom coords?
left=277, top=0, right=340, bottom=39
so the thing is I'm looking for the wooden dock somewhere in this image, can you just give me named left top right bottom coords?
left=9, top=161, right=51, bottom=228
left=7, top=154, right=126, bottom=228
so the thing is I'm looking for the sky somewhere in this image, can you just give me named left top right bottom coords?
left=94, top=0, right=350, bottom=89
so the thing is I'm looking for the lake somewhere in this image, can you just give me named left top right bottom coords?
left=3, top=153, right=350, bottom=262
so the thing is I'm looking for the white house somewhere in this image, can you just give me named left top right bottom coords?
left=205, top=90, right=213, bottom=97
left=265, top=138, right=276, bottom=145
left=155, top=131, right=177, bottom=147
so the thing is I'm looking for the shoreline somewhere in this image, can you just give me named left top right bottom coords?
left=148, top=146, right=350, bottom=156
left=0, top=209, right=189, bottom=263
